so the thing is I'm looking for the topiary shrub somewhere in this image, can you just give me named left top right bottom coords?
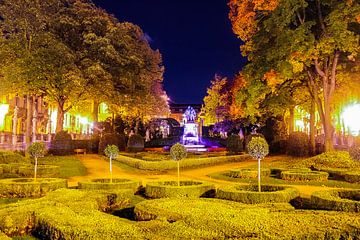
left=104, top=145, right=119, bottom=183
left=228, top=168, right=271, bottom=179
left=145, top=180, right=215, bottom=198
left=50, top=131, right=74, bottom=155
left=244, top=133, right=265, bottom=150
left=343, top=171, right=360, bottom=183
left=0, top=178, right=67, bottom=198
left=281, top=170, right=328, bottom=181
left=299, top=151, right=358, bottom=170
left=170, top=143, right=187, bottom=186
left=127, top=134, right=144, bottom=152
left=78, top=178, right=141, bottom=192
left=99, top=133, right=126, bottom=154
left=28, top=142, right=47, bottom=180
left=246, top=137, right=269, bottom=192
left=216, top=184, right=299, bottom=204
left=311, top=189, right=360, bottom=212
left=0, top=151, right=28, bottom=164
left=226, top=135, right=243, bottom=154
left=286, top=132, right=310, bottom=157
left=349, top=144, right=360, bottom=162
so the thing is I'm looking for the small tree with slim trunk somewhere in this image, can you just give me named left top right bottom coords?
left=28, top=142, right=46, bottom=181
left=170, top=143, right=187, bottom=186
left=104, top=145, right=119, bottom=183
left=247, top=137, right=269, bottom=192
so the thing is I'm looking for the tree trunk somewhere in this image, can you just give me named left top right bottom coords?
left=93, top=100, right=99, bottom=123
left=289, top=107, right=294, bottom=134
left=135, top=119, right=140, bottom=134
left=309, top=100, right=316, bottom=155
left=56, top=101, right=65, bottom=133
left=25, top=95, right=33, bottom=147
left=258, top=158, right=261, bottom=192
left=110, top=156, right=113, bottom=184
left=177, top=161, right=180, bottom=187
left=323, top=100, right=334, bottom=151
left=34, top=156, right=37, bottom=182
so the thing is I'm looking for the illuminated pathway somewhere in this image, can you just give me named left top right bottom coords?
left=68, top=154, right=333, bottom=198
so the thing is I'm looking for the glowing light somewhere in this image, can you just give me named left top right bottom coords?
left=78, top=116, right=90, bottom=125
left=50, top=110, right=57, bottom=133
left=295, top=120, right=305, bottom=131
left=341, top=103, right=360, bottom=136
left=0, top=104, right=9, bottom=130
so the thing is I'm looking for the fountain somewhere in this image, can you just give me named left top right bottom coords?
left=182, top=106, right=207, bottom=152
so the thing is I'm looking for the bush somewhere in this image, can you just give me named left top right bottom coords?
left=50, top=131, right=73, bottom=155
left=72, top=139, right=99, bottom=153
left=114, top=154, right=251, bottom=171
left=145, top=180, right=215, bottom=198
left=281, top=170, right=328, bottom=181
left=228, top=168, right=271, bottom=179
left=18, top=165, right=60, bottom=178
left=78, top=178, right=141, bottom=192
left=244, top=133, right=264, bottom=150
left=343, top=171, right=360, bottom=183
left=286, top=132, right=309, bottom=157
left=226, top=135, right=243, bottom=154
left=319, top=168, right=348, bottom=180
left=216, top=184, right=299, bottom=204
left=349, top=144, right=360, bottom=162
left=170, top=143, right=187, bottom=161
left=0, top=178, right=67, bottom=198
left=0, top=163, right=32, bottom=175
left=246, top=137, right=269, bottom=160
left=127, top=134, right=144, bottom=152
left=0, top=151, right=28, bottom=164
left=300, top=151, right=358, bottom=170
left=311, top=189, right=360, bottom=212
left=145, top=136, right=181, bottom=148
left=99, top=133, right=126, bottom=154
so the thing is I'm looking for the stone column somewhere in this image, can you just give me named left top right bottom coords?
left=12, top=106, right=18, bottom=146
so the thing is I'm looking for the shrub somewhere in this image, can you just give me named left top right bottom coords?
left=78, top=178, right=141, bottom=192
left=127, top=134, right=144, bottom=152
left=18, top=165, right=60, bottom=178
left=349, top=144, right=360, bottom=162
left=311, top=189, right=360, bottom=212
left=286, top=132, right=309, bottom=157
left=319, top=168, right=348, bottom=180
left=281, top=170, right=328, bottom=181
left=28, top=142, right=46, bottom=180
left=228, top=168, right=271, bottom=179
left=244, top=133, right=264, bottom=149
left=0, top=163, right=32, bottom=175
left=0, top=178, right=67, bottom=198
left=226, top=135, right=243, bottom=154
left=0, top=151, right=28, bottom=164
left=216, top=184, right=299, bottom=204
left=145, top=180, right=215, bottom=198
left=99, top=133, right=126, bottom=154
left=343, top=171, right=360, bottom=183
left=246, top=137, right=269, bottom=160
left=170, top=143, right=187, bottom=161
left=50, top=131, right=73, bottom=155
left=300, top=151, right=358, bottom=170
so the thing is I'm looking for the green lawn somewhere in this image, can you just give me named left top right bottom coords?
left=40, top=156, right=87, bottom=178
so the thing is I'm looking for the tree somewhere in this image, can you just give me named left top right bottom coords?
left=229, top=0, right=360, bottom=151
left=28, top=142, right=46, bottom=181
left=104, top=144, right=119, bottom=183
left=170, top=143, right=187, bottom=186
left=202, top=75, right=230, bottom=125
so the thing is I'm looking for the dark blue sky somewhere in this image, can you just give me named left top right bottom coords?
left=92, top=0, right=246, bottom=104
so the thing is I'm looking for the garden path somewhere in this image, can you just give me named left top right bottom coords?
left=68, top=154, right=331, bottom=197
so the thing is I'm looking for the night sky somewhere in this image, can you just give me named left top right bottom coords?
left=92, top=0, right=246, bottom=104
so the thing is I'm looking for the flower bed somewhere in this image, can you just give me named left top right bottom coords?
left=216, top=184, right=299, bottom=204
left=0, top=178, right=67, bottom=198
left=78, top=178, right=141, bottom=192
left=281, top=170, right=328, bottom=181
left=18, top=165, right=60, bottom=178
left=115, top=154, right=251, bottom=171
left=145, top=180, right=215, bottom=198
left=311, top=189, right=360, bottom=212
left=228, top=168, right=271, bottom=179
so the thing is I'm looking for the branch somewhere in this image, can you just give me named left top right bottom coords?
left=314, top=59, right=325, bottom=77
left=316, top=0, right=326, bottom=35
left=329, top=51, right=340, bottom=96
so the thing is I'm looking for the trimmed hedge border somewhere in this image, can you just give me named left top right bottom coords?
left=229, top=168, right=271, bottom=179
left=145, top=180, right=215, bottom=198
left=0, top=178, right=67, bottom=198
left=0, top=151, right=28, bottom=164
left=216, top=184, right=299, bottom=204
left=78, top=178, right=141, bottom=192
left=270, top=168, right=310, bottom=178
left=115, top=154, right=251, bottom=171
left=319, top=168, right=348, bottom=180
left=18, top=165, right=60, bottom=178
left=0, top=163, right=32, bottom=175
left=311, top=189, right=360, bottom=212
left=343, top=171, right=360, bottom=183
left=281, top=170, right=328, bottom=181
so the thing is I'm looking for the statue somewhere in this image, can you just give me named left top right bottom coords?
left=184, top=106, right=197, bottom=123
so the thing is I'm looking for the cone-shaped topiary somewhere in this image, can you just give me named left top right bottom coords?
left=247, top=137, right=269, bottom=192
left=170, top=143, right=187, bottom=186
left=226, top=135, right=243, bottom=154
left=28, top=142, right=46, bottom=181
left=104, top=145, right=119, bottom=183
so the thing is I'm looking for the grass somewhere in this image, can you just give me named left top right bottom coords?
left=39, top=156, right=87, bottom=178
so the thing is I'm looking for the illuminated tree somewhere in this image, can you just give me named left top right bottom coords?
left=28, top=142, right=46, bottom=181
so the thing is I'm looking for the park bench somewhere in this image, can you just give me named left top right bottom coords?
left=74, top=148, right=87, bottom=155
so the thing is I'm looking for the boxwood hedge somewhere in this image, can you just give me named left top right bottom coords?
left=145, top=180, right=215, bottom=198
left=0, top=151, right=28, bottom=164
left=228, top=168, right=271, bottom=179
left=281, top=170, right=328, bottom=182
left=343, top=171, right=360, bottom=183
left=311, top=189, right=360, bottom=212
left=115, top=154, right=251, bottom=171
left=78, top=178, right=141, bottom=192
left=0, top=178, right=67, bottom=198
left=216, top=184, right=299, bottom=204
left=18, top=165, right=60, bottom=178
